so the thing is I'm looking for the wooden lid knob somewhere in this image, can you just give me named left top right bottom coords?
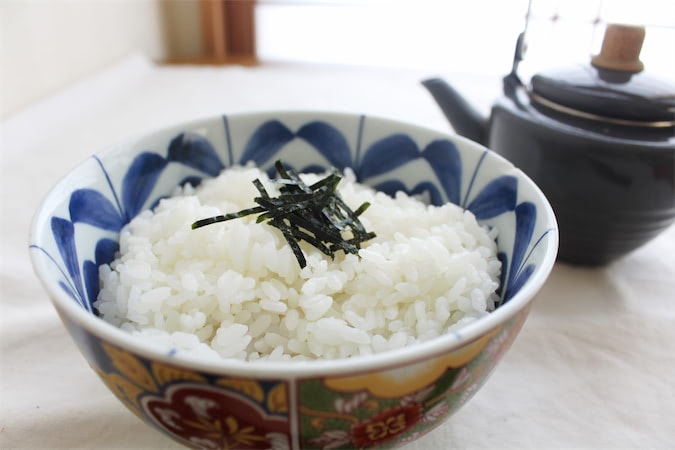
left=591, top=24, right=645, bottom=72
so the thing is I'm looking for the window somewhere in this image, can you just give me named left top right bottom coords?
left=254, top=0, right=675, bottom=78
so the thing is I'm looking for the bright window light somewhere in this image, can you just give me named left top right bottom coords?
left=255, top=0, right=674, bottom=78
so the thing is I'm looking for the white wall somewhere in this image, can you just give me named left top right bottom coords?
left=0, top=0, right=168, bottom=120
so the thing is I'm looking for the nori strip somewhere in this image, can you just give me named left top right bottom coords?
left=192, top=160, right=375, bottom=268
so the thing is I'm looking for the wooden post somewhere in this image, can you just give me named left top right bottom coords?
left=200, top=0, right=257, bottom=65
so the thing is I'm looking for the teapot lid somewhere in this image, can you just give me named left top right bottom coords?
left=529, top=24, right=675, bottom=127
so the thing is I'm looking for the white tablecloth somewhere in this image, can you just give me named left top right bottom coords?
left=2, top=54, right=674, bottom=449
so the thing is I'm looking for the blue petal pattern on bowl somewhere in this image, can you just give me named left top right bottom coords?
left=31, top=114, right=554, bottom=315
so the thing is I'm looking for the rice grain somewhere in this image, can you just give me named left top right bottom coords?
left=95, top=165, right=501, bottom=361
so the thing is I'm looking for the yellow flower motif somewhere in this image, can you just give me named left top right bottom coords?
left=324, top=327, right=500, bottom=398
left=216, top=378, right=264, bottom=403
left=152, top=364, right=206, bottom=385
left=216, top=415, right=266, bottom=448
left=182, top=414, right=267, bottom=448
left=183, top=415, right=225, bottom=438
left=267, top=383, right=288, bottom=413
left=102, top=342, right=157, bottom=392
left=95, top=368, right=145, bottom=418
left=310, top=417, right=324, bottom=429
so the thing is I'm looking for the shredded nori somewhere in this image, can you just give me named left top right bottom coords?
left=191, top=160, right=376, bottom=268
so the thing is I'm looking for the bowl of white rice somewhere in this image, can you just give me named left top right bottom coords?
left=30, top=111, right=558, bottom=449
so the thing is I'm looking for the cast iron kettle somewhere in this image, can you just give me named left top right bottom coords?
left=423, top=24, right=675, bottom=265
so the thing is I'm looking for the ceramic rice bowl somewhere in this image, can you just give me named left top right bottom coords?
left=30, top=111, right=558, bottom=449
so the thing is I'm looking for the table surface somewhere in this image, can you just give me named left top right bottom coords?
left=2, top=54, right=674, bottom=449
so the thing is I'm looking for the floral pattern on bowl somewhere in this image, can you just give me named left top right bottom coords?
left=62, top=302, right=528, bottom=450
left=30, top=112, right=558, bottom=449
left=32, top=113, right=554, bottom=315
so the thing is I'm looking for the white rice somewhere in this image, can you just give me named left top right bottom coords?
left=95, top=165, right=501, bottom=361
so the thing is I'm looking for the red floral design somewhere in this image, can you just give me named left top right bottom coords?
left=141, top=383, right=290, bottom=450
left=350, top=404, right=421, bottom=448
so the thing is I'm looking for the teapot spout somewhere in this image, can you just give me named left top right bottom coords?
left=422, top=77, right=489, bottom=145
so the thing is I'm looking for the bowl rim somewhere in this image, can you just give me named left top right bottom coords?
left=29, top=110, right=559, bottom=378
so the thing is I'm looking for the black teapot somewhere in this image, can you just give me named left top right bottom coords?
left=423, top=24, right=675, bottom=265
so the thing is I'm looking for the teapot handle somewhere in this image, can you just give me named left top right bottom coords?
left=503, top=32, right=527, bottom=100
left=510, top=32, right=526, bottom=79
